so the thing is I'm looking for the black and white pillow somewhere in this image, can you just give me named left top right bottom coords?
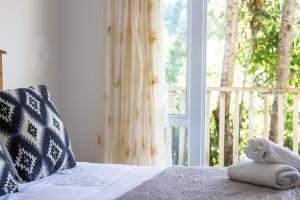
left=0, top=85, right=76, bottom=182
left=0, top=146, right=18, bottom=195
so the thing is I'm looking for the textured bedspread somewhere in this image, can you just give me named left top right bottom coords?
left=117, top=166, right=300, bottom=200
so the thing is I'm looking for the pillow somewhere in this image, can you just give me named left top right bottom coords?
left=0, top=85, right=76, bottom=182
left=0, top=145, right=18, bottom=195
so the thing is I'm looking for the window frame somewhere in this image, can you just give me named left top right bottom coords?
left=167, top=0, right=207, bottom=166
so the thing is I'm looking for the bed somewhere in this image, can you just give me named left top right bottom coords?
left=0, top=51, right=300, bottom=200
left=0, top=162, right=299, bottom=200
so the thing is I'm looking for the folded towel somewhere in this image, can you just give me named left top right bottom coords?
left=244, top=138, right=300, bottom=170
left=228, top=160, right=300, bottom=189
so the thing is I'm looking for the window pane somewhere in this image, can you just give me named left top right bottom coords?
left=164, top=0, right=188, bottom=115
left=168, top=126, right=188, bottom=165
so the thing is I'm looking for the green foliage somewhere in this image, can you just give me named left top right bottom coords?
left=164, top=0, right=187, bottom=85
left=207, top=0, right=300, bottom=165
left=166, top=0, right=300, bottom=166
left=240, top=0, right=281, bottom=87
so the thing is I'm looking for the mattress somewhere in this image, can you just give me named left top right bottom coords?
left=0, top=162, right=165, bottom=200
left=3, top=162, right=299, bottom=200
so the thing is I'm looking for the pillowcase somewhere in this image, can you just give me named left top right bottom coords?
left=0, top=145, right=18, bottom=195
left=0, top=85, right=76, bottom=182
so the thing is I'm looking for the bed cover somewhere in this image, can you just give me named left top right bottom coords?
left=0, top=162, right=164, bottom=200
left=1, top=162, right=299, bottom=200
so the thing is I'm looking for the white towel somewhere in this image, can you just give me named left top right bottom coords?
left=228, top=160, right=300, bottom=189
left=244, top=138, right=300, bottom=170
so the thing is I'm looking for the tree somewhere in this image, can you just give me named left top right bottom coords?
left=207, top=0, right=300, bottom=165
left=212, top=0, right=239, bottom=165
left=269, top=0, right=297, bottom=142
left=165, top=1, right=187, bottom=86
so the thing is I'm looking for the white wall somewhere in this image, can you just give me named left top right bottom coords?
left=59, top=0, right=106, bottom=163
left=0, top=0, right=62, bottom=105
left=0, top=0, right=106, bottom=162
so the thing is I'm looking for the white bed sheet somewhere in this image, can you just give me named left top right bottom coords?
left=0, top=162, right=165, bottom=200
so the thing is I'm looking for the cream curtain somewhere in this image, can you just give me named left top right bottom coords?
left=104, top=0, right=170, bottom=166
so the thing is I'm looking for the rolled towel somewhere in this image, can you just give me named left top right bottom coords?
left=244, top=138, right=300, bottom=170
left=228, top=160, right=300, bottom=189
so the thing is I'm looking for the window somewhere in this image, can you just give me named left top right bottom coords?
left=164, top=0, right=188, bottom=166
left=164, top=0, right=206, bottom=165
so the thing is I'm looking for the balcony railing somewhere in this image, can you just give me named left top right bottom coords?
left=167, top=86, right=188, bottom=165
left=168, top=86, right=300, bottom=166
left=205, top=87, right=300, bottom=167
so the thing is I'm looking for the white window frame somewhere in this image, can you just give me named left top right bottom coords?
left=168, top=0, right=207, bottom=166
left=188, top=0, right=207, bottom=166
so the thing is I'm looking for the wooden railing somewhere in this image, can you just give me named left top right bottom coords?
left=205, top=87, right=300, bottom=167
left=168, top=86, right=300, bottom=166
left=168, top=87, right=300, bottom=166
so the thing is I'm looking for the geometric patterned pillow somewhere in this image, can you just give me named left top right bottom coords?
left=0, top=85, right=76, bottom=182
left=0, top=146, right=18, bottom=195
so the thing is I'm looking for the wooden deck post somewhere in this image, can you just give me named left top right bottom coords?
left=293, top=94, right=299, bottom=153
left=263, top=94, right=269, bottom=139
left=0, top=50, right=6, bottom=90
left=233, top=91, right=240, bottom=164
left=248, top=91, right=254, bottom=139
left=277, top=93, right=284, bottom=146
left=204, top=91, right=211, bottom=166
left=219, top=92, right=225, bottom=167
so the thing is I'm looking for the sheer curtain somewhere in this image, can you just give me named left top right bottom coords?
left=104, top=0, right=170, bottom=166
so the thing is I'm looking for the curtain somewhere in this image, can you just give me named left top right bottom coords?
left=104, top=0, right=170, bottom=166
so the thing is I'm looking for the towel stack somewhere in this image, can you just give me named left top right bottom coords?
left=228, top=138, right=300, bottom=189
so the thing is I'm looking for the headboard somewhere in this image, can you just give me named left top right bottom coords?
left=0, top=50, right=5, bottom=90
